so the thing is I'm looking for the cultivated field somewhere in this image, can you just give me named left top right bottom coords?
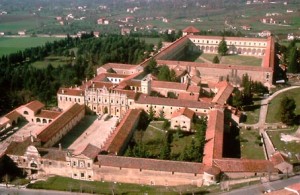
left=0, top=37, right=62, bottom=57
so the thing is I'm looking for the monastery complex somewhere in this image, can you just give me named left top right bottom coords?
left=0, top=27, right=292, bottom=187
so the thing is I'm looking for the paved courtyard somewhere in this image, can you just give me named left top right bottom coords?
left=0, top=122, right=45, bottom=155
left=68, top=115, right=119, bottom=154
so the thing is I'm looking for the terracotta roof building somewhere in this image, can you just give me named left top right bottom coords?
left=182, top=26, right=200, bottom=36
left=103, top=109, right=142, bottom=155
left=203, top=109, right=224, bottom=166
left=37, top=103, right=85, bottom=147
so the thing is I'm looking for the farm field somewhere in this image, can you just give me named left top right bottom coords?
left=32, top=56, right=74, bottom=69
left=0, top=37, right=62, bottom=57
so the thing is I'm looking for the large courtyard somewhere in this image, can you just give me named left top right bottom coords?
left=57, top=115, right=119, bottom=154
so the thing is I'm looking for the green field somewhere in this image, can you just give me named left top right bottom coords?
left=0, top=37, right=62, bottom=57
left=27, top=176, right=225, bottom=194
left=128, top=121, right=195, bottom=159
left=32, top=56, right=74, bottom=69
left=200, top=53, right=262, bottom=66
left=240, top=128, right=265, bottom=159
left=266, top=88, right=300, bottom=123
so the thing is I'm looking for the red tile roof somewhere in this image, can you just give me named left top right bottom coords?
left=157, top=60, right=273, bottom=72
left=80, top=144, right=101, bottom=159
left=35, top=110, right=61, bottom=119
left=5, top=110, right=21, bottom=121
left=182, top=26, right=200, bottom=33
left=171, top=107, right=195, bottom=119
left=103, top=109, right=142, bottom=155
left=285, top=183, right=300, bottom=194
left=101, top=63, right=137, bottom=70
left=37, top=104, right=85, bottom=143
left=152, top=80, right=188, bottom=91
left=58, top=88, right=84, bottom=96
left=203, top=109, right=224, bottom=166
left=5, top=138, right=33, bottom=156
left=39, top=148, right=66, bottom=161
left=24, top=100, right=44, bottom=113
left=188, top=34, right=269, bottom=43
left=96, top=155, right=205, bottom=174
left=136, top=94, right=213, bottom=109
left=178, top=92, right=199, bottom=101
left=213, top=158, right=277, bottom=173
left=187, top=85, right=200, bottom=93
left=270, top=152, right=289, bottom=166
left=212, top=81, right=234, bottom=105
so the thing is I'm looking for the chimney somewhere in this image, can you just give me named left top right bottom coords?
left=59, top=143, right=62, bottom=150
left=30, top=131, right=34, bottom=143
left=62, top=89, right=65, bottom=94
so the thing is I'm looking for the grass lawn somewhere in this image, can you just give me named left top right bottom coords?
left=240, top=128, right=265, bottom=159
left=200, top=53, right=216, bottom=62
left=27, top=176, right=223, bottom=194
left=200, top=53, right=262, bottom=66
left=31, top=56, right=73, bottom=69
left=266, top=88, right=300, bottom=123
left=267, top=130, right=300, bottom=163
left=243, top=98, right=262, bottom=124
left=220, top=55, right=262, bottom=66
left=56, top=116, right=97, bottom=149
left=130, top=121, right=195, bottom=159
left=0, top=37, right=62, bottom=57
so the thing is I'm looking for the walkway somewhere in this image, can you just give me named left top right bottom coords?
left=68, top=115, right=118, bottom=154
left=256, top=86, right=300, bottom=159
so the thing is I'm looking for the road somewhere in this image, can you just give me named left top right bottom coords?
left=0, top=186, right=90, bottom=195
left=221, top=175, right=300, bottom=195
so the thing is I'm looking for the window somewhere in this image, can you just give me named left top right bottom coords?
left=74, top=173, right=77, bottom=177
left=73, top=161, right=76, bottom=166
left=87, top=163, right=90, bottom=167
left=60, top=97, right=62, bottom=101
left=23, top=111, right=29, bottom=115
left=88, top=175, right=91, bottom=179
left=49, top=161, right=52, bottom=165
left=81, top=173, right=84, bottom=178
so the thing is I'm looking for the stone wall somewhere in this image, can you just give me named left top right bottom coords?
left=93, top=165, right=203, bottom=186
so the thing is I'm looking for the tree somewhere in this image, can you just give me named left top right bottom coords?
left=160, top=133, right=171, bottom=160
left=218, top=37, right=228, bottom=56
left=157, top=65, right=171, bottom=81
left=157, top=40, right=163, bottom=51
left=232, top=89, right=243, bottom=109
left=212, top=55, right=220, bottom=64
left=145, top=58, right=158, bottom=75
left=287, top=47, right=299, bottom=73
left=148, top=105, right=155, bottom=121
left=280, top=96, right=296, bottom=125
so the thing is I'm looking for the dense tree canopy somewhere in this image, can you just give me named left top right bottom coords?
left=0, top=34, right=151, bottom=115
left=218, top=37, right=228, bottom=56
left=280, top=96, right=296, bottom=125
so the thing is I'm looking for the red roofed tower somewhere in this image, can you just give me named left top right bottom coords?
left=182, top=26, right=200, bottom=36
